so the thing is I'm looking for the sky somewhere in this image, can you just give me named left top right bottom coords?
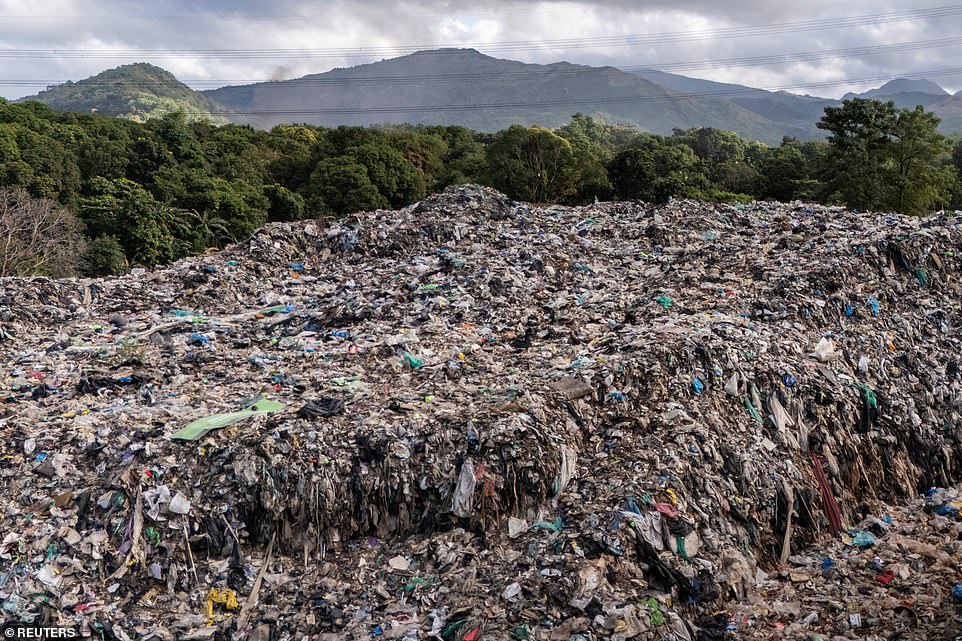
left=2, top=0, right=962, bottom=99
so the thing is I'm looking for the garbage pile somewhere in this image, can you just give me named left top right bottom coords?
left=1, top=185, right=960, bottom=640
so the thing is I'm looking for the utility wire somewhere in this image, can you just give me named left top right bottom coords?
left=0, top=0, right=686, bottom=21
left=64, top=66, right=961, bottom=118
left=4, top=35, right=962, bottom=90
left=0, top=5, right=959, bottom=59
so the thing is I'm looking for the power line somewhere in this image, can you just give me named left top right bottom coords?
left=656, top=37, right=962, bottom=73
left=0, top=5, right=959, bottom=59
left=4, top=35, right=962, bottom=91
left=4, top=35, right=962, bottom=94
left=55, top=66, right=960, bottom=119
left=0, top=0, right=684, bottom=21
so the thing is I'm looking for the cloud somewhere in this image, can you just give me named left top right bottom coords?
left=1, top=0, right=961, bottom=99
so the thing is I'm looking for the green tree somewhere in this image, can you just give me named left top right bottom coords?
left=952, top=136, right=962, bottom=176
left=817, top=98, right=898, bottom=210
left=818, top=99, right=951, bottom=213
left=177, top=176, right=269, bottom=239
left=0, top=124, right=81, bottom=201
left=558, top=113, right=636, bottom=150
left=151, top=111, right=206, bottom=166
left=383, top=127, right=448, bottom=191
left=758, top=138, right=826, bottom=202
left=77, top=177, right=184, bottom=265
left=348, top=142, right=426, bottom=207
left=74, top=117, right=133, bottom=181
left=265, top=184, right=307, bottom=221
left=556, top=114, right=621, bottom=202
left=126, top=136, right=176, bottom=186
left=0, top=125, right=33, bottom=189
left=267, top=124, right=320, bottom=191
left=302, top=128, right=426, bottom=212
left=608, top=134, right=705, bottom=203
left=672, top=127, right=763, bottom=195
left=178, top=208, right=235, bottom=250
left=307, top=157, right=387, bottom=214
left=430, top=126, right=486, bottom=187
left=205, top=124, right=271, bottom=183
left=85, top=234, right=128, bottom=276
left=949, top=138, right=962, bottom=209
left=149, top=164, right=189, bottom=203
left=319, top=126, right=380, bottom=156
left=485, top=125, right=579, bottom=203
left=886, top=106, right=953, bottom=214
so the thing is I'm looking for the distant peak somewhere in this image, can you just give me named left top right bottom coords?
left=865, top=78, right=948, bottom=97
left=410, top=47, right=487, bottom=57
left=115, top=62, right=168, bottom=70
left=70, top=62, right=183, bottom=84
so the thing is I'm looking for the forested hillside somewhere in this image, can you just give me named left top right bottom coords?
left=1, top=98, right=960, bottom=277
left=17, top=64, right=228, bottom=123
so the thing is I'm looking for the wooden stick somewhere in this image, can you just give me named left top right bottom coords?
left=221, top=514, right=242, bottom=549
left=184, top=517, right=198, bottom=584
left=235, top=533, right=275, bottom=635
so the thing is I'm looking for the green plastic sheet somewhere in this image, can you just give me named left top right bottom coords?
left=170, top=398, right=284, bottom=441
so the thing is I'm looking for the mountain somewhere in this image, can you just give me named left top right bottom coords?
left=634, top=71, right=962, bottom=136
left=204, top=49, right=791, bottom=143
left=14, top=54, right=962, bottom=143
left=920, top=94, right=962, bottom=133
left=16, top=63, right=227, bottom=123
left=842, top=78, right=949, bottom=109
left=633, top=68, right=836, bottom=140
left=849, top=78, right=948, bottom=99
left=835, top=78, right=962, bottom=128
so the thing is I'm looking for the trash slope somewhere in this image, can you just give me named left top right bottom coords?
left=1, top=186, right=960, bottom=640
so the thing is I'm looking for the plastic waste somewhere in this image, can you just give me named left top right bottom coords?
left=851, top=530, right=878, bottom=547
left=297, top=398, right=345, bottom=418
left=1, top=186, right=961, bottom=639
left=170, top=398, right=285, bottom=440
left=168, top=492, right=191, bottom=515
left=451, top=459, right=477, bottom=518
left=402, top=352, right=424, bottom=369
left=692, top=376, right=705, bottom=395
left=813, top=337, right=837, bottom=362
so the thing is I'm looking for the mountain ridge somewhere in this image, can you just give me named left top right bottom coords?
left=844, top=77, right=949, bottom=100
left=632, top=68, right=836, bottom=140
left=204, top=48, right=789, bottom=142
left=15, top=52, right=962, bottom=143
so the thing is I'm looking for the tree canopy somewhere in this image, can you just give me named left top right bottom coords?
left=1, top=99, right=959, bottom=277
left=817, top=98, right=953, bottom=213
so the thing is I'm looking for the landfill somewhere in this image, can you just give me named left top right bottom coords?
left=0, top=185, right=960, bottom=640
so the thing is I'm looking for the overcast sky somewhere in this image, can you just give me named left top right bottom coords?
left=2, top=0, right=962, bottom=99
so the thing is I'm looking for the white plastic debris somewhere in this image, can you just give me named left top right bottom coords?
left=168, top=492, right=192, bottom=515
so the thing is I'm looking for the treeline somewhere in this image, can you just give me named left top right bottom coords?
left=0, top=97, right=959, bottom=276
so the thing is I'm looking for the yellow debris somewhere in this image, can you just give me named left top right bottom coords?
left=205, top=587, right=239, bottom=621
